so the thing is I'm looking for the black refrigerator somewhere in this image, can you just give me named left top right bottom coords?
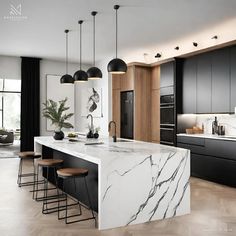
left=120, top=91, right=134, bottom=139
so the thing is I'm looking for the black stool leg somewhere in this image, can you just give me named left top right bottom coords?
left=17, top=158, right=23, bottom=187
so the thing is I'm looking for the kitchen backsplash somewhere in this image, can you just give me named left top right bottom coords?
left=196, top=114, right=236, bottom=135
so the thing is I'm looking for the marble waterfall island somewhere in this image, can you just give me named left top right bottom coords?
left=34, top=136, right=190, bottom=230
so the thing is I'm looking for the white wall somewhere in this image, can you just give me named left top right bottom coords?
left=0, top=55, right=21, bottom=80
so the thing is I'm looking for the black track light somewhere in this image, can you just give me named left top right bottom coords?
left=212, top=35, right=218, bottom=39
left=175, top=46, right=179, bottom=50
left=193, top=42, right=198, bottom=47
left=155, top=53, right=162, bottom=58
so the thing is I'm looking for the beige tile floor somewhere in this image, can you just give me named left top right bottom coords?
left=0, top=158, right=236, bottom=236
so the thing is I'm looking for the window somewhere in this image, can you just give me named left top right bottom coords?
left=0, top=79, right=21, bottom=130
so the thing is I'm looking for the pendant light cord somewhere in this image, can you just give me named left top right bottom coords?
left=65, top=30, right=69, bottom=74
left=93, top=13, right=96, bottom=66
left=115, top=8, right=118, bottom=58
left=80, top=22, right=82, bottom=70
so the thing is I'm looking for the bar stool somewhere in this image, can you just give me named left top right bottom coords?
left=35, top=159, right=64, bottom=214
left=56, top=168, right=96, bottom=225
left=17, top=151, right=41, bottom=187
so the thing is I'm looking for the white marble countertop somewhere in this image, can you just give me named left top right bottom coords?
left=34, top=136, right=190, bottom=230
left=35, top=136, right=188, bottom=166
left=177, top=133, right=236, bottom=142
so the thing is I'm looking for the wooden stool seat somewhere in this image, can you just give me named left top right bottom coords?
left=18, top=151, right=41, bottom=159
left=37, top=159, right=63, bottom=167
left=57, top=168, right=88, bottom=177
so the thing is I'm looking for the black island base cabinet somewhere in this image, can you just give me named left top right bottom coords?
left=177, top=136, right=236, bottom=187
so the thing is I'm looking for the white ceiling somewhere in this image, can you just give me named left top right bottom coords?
left=0, top=0, right=236, bottom=64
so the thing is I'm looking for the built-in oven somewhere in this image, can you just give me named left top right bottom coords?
left=160, top=90, right=175, bottom=146
left=160, top=94, right=174, bottom=105
left=160, top=126, right=175, bottom=146
left=160, top=105, right=174, bottom=125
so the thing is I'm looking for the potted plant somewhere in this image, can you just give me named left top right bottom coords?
left=43, top=97, right=74, bottom=140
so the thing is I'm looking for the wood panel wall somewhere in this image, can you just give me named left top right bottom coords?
left=134, top=66, right=151, bottom=141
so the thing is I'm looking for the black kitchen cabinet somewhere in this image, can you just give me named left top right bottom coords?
left=230, top=46, right=236, bottom=112
left=191, top=153, right=236, bottom=187
left=211, top=48, right=230, bottom=113
left=160, top=61, right=174, bottom=88
left=182, top=57, right=197, bottom=113
left=177, top=135, right=236, bottom=187
left=196, top=53, right=212, bottom=113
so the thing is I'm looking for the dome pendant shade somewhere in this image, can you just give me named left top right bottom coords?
left=107, top=58, right=127, bottom=74
left=87, top=66, right=102, bottom=79
left=73, top=70, right=88, bottom=82
left=61, top=29, right=74, bottom=84
left=60, top=74, right=74, bottom=83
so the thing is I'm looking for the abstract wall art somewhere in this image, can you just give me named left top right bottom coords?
left=81, top=87, right=103, bottom=117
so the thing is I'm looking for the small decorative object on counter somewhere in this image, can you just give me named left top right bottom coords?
left=42, top=97, right=74, bottom=140
left=186, top=126, right=203, bottom=134
left=218, top=125, right=225, bottom=135
left=93, top=127, right=100, bottom=139
left=87, top=130, right=94, bottom=139
left=212, top=116, right=218, bottom=134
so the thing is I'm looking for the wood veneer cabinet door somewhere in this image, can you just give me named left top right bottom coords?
left=151, top=66, right=160, bottom=90
left=112, top=74, right=121, bottom=90
left=134, top=66, right=151, bottom=141
left=151, top=89, right=160, bottom=143
left=112, top=89, right=120, bottom=137
left=120, top=66, right=134, bottom=91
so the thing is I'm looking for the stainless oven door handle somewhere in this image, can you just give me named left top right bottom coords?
left=160, top=127, right=174, bottom=131
left=160, top=106, right=174, bottom=108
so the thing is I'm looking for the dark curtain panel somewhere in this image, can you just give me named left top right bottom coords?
left=21, top=57, right=41, bottom=151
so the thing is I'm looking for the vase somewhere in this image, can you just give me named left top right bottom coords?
left=53, top=130, right=64, bottom=140
left=93, top=132, right=99, bottom=139
left=86, top=130, right=94, bottom=139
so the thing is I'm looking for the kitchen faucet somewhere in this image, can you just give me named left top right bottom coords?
left=87, top=114, right=94, bottom=132
left=108, top=121, right=117, bottom=142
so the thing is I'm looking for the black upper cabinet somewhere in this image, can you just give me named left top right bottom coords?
left=196, top=53, right=212, bottom=113
left=211, top=48, right=230, bottom=113
left=230, top=47, right=236, bottom=112
left=182, top=57, right=197, bottom=113
left=160, top=61, right=174, bottom=88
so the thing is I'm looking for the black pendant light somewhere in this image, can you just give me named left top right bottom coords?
left=73, top=21, right=88, bottom=82
left=107, top=5, right=127, bottom=74
left=60, top=29, right=74, bottom=84
left=87, top=11, right=102, bottom=79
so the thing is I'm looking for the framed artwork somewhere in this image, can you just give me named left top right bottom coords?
left=81, top=87, right=103, bottom=117
left=46, top=74, right=74, bottom=131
